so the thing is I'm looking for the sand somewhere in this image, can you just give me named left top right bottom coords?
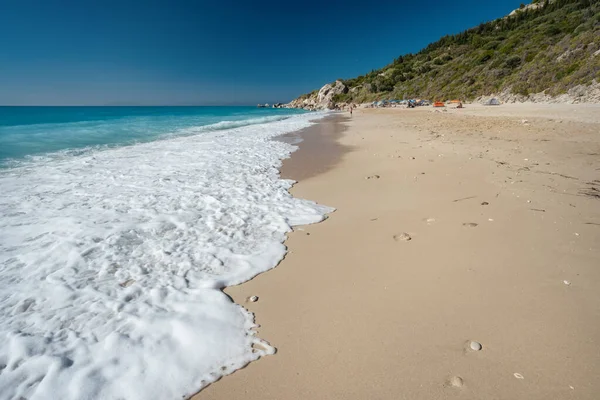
left=196, top=103, right=600, bottom=400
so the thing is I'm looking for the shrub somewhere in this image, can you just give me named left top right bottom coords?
left=505, top=55, right=522, bottom=68
left=479, top=50, right=495, bottom=63
left=484, top=40, right=502, bottom=50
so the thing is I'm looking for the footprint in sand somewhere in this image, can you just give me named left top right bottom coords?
left=463, top=222, right=478, bottom=228
left=393, top=233, right=412, bottom=242
left=446, top=376, right=464, bottom=388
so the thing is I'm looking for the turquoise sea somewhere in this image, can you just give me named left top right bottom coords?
left=0, top=106, right=307, bottom=165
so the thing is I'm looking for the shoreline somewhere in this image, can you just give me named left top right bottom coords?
left=186, top=113, right=348, bottom=399
left=278, top=114, right=350, bottom=181
left=199, top=104, right=600, bottom=400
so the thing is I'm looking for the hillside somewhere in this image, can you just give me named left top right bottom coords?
left=288, top=0, right=600, bottom=109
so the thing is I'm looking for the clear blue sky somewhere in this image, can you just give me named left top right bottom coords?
left=0, top=0, right=526, bottom=105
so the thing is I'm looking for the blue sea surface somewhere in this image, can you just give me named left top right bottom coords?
left=0, top=106, right=307, bottom=166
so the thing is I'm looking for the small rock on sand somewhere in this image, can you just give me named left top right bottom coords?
left=481, top=201, right=489, bottom=206
left=365, top=175, right=380, bottom=180
left=463, top=223, right=479, bottom=228
left=469, top=341, right=483, bottom=351
left=248, top=296, right=259, bottom=303
left=393, top=233, right=412, bottom=242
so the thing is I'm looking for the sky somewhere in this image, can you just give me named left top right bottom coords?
left=0, top=0, right=527, bottom=105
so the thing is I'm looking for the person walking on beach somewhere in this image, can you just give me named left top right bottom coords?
left=349, top=105, right=353, bottom=117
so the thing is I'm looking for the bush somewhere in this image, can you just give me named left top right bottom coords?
left=479, top=50, right=495, bottom=63
left=484, top=40, right=502, bottom=50
left=545, top=24, right=561, bottom=35
left=505, top=55, right=522, bottom=68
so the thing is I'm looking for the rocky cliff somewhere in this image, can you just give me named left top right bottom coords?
left=286, top=80, right=349, bottom=110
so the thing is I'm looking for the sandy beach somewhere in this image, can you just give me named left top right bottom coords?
left=198, top=103, right=600, bottom=400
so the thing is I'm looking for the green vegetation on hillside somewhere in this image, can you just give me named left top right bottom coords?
left=326, top=0, right=600, bottom=103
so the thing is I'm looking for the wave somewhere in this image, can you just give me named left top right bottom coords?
left=0, top=113, right=301, bottom=168
left=0, top=112, right=332, bottom=399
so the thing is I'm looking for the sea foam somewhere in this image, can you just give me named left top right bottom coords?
left=0, top=112, right=332, bottom=399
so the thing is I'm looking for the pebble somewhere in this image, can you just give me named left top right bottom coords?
left=463, top=222, right=479, bottom=228
left=248, top=296, right=259, bottom=303
left=448, top=376, right=464, bottom=388
left=514, top=373, right=524, bottom=380
left=469, top=341, right=482, bottom=351
left=393, top=233, right=412, bottom=242
left=563, top=280, right=571, bottom=285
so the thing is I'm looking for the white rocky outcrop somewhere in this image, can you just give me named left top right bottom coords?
left=286, top=80, right=348, bottom=110
left=507, top=0, right=551, bottom=17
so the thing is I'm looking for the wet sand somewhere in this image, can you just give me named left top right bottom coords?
left=197, top=104, right=600, bottom=400
left=277, top=115, right=350, bottom=181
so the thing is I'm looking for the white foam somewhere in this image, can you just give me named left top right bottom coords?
left=0, top=112, right=333, bottom=399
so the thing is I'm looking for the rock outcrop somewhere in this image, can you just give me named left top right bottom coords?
left=286, top=80, right=348, bottom=110
left=477, top=80, right=600, bottom=105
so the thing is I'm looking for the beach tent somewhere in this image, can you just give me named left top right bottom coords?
left=484, top=98, right=500, bottom=106
left=433, top=101, right=445, bottom=107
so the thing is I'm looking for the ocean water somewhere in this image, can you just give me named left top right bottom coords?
left=0, top=107, right=333, bottom=399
